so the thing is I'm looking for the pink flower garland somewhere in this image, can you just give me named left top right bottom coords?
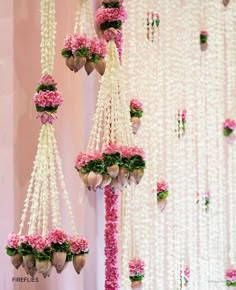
left=104, top=185, right=119, bottom=290
left=33, top=90, right=63, bottom=108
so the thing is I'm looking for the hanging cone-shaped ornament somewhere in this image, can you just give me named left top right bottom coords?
left=74, top=56, right=87, bottom=72
left=73, top=254, right=86, bottom=274
left=66, top=56, right=76, bottom=71
left=131, top=117, right=141, bottom=134
left=52, top=252, right=67, bottom=273
left=118, top=166, right=129, bottom=186
left=129, top=169, right=144, bottom=184
left=29, top=267, right=37, bottom=278
left=99, top=174, right=112, bottom=189
left=110, top=178, right=122, bottom=192
left=107, top=164, right=119, bottom=178
left=87, top=171, right=103, bottom=190
left=84, top=61, right=95, bottom=75
left=23, top=254, right=35, bottom=274
left=200, top=43, right=208, bottom=51
left=11, top=253, right=23, bottom=269
left=95, top=58, right=106, bottom=75
left=36, top=259, right=52, bottom=274
left=157, top=198, right=167, bottom=211
left=79, top=171, right=90, bottom=188
left=42, top=264, right=53, bottom=278
left=57, top=261, right=69, bottom=274
left=223, top=0, right=230, bottom=6
left=131, top=281, right=143, bottom=289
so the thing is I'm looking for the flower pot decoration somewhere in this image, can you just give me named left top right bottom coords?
left=200, top=30, right=209, bottom=51
left=223, top=119, right=236, bottom=137
left=223, top=0, right=230, bottom=7
left=62, top=0, right=107, bottom=75
left=130, top=99, right=144, bottom=134
left=156, top=181, right=169, bottom=211
left=180, top=265, right=190, bottom=288
left=129, top=258, right=145, bottom=289
left=196, top=192, right=210, bottom=211
left=34, top=74, right=63, bottom=124
left=95, top=0, right=127, bottom=60
left=226, top=269, right=236, bottom=287
left=6, top=0, right=89, bottom=278
left=177, top=109, right=187, bottom=138
left=146, top=11, right=160, bottom=42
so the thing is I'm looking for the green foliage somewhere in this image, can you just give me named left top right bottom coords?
left=224, top=127, right=233, bottom=136
left=51, top=242, right=70, bottom=253
left=18, top=243, right=33, bottom=256
left=120, top=157, right=131, bottom=169
left=157, top=191, right=169, bottom=200
left=129, top=274, right=144, bottom=282
left=226, top=280, right=236, bottom=286
left=130, top=108, right=143, bottom=118
left=200, top=34, right=207, bottom=44
left=66, top=251, right=73, bottom=262
left=100, top=20, right=122, bottom=31
left=6, top=246, right=18, bottom=256
left=61, top=49, right=73, bottom=58
left=35, top=104, right=58, bottom=113
left=34, top=247, right=51, bottom=262
left=129, top=155, right=146, bottom=171
left=75, top=47, right=90, bottom=58
left=102, top=152, right=121, bottom=167
left=88, top=53, right=100, bottom=64
left=80, top=159, right=105, bottom=174
left=36, top=84, right=56, bottom=93
left=102, top=2, right=120, bottom=8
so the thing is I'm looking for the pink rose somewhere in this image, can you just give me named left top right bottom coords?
left=33, top=90, right=63, bottom=108
left=226, top=269, right=236, bottom=282
left=70, top=236, right=89, bottom=254
left=47, top=229, right=68, bottom=244
left=38, top=74, right=57, bottom=86
left=130, top=99, right=143, bottom=111
left=157, top=181, right=168, bottom=193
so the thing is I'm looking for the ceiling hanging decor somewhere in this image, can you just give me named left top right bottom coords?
left=61, top=0, right=107, bottom=75
left=200, top=30, right=209, bottom=51
left=128, top=258, right=145, bottom=289
left=130, top=99, right=144, bottom=135
left=5, top=0, right=89, bottom=278
left=146, top=11, right=160, bottom=42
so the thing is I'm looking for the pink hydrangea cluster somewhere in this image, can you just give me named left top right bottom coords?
left=71, top=33, right=90, bottom=54
left=226, top=269, right=236, bottom=282
left=120, top=145, right=145, bottom=159
left=34, top=90, right=63, bottom=108
left=38, top=74, right=57, bottom=86
left=26, top=234, right=50, bottom=251
left=223, top=119, right=236, bottom=130
left=103, top=27, right=119, bottom=41
left=70, top=237, right=89, bottom=254
left=200, top=30, right=209, bottom=37
left=95, top=7, right=127, bottom=25
left=75, top=151, right=103, bottom=170
left=47, top=229, right=68, bottom=244
left=129, top=258, right=145, bottom=276
left=104, top=143, right=122, bottom=155
left=89, top=37, right=107, bottom=57
left=183, top=265, right=190, bottom=279
left=7, top=232, right=20, bottom=249
left=157, top=181, right=168, bottom=193
left=181, top=109, right=187, bottom=122
left=130, top=99, right=143, bottom=111
left=63, top=33, right=74, bottom=51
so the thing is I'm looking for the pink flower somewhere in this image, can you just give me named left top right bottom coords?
left=33, top=90, right=63, bottom=108
left=104, top=144, right=122, bottom=155
left=47, top=229, right=68, bottom=244
left=70, top=236, right=89, bottom=254
left=89, top=37, right=107, bottom=57
left=157, top=181, right=168, bottom=193
left=119, top=146, right=145, bottom=159
left=95, top=7, right=127, bottom=25
left=71, top=33, right=90, bottom=54
left=181, top=109, right=187, bottom=121
left=63, top=33, right=74, bottom=51
left=27, top=234, right=50, bottom=251
left=38, top=74, right=57, bottom=86
left=200, top=30, right=209, bottom=37
left=205, top=191, right=210, bottom=199
left=7, top=232, right=20, bottom=249
left=226, top=269, right=236, bottom=282
left=103, top=27, right=119, bottom=41
left=224, top=119, right=236, bottom=130
left=129, top=258, right=145, bottom=276
left=130, top=99, right=143, bottom=111
left=184, top=266, right=190, bottom=279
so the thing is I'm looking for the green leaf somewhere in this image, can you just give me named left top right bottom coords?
left=200, top=34, right=207, bottom=44
left=120, top=157, right=131, bottom=169
left=66, top=251, right=73, bottom=262
left=35, top=104, right=58, bottom=113
left=102, top=2, right=120, bottom=8
left=157, top=191, right=169, bottom=200
left=51, top=242, right=70, bottom=253
left=102, top=152, right=121, bottom=167
left=6, top=246, right=18, bottom=256
left=224, top=127, right=233, bottom=136
left=76, top=47, right=90, bottom=58
left=129, top=155, right=146, bottom=171
left=18, top=243, right=33, bottom=256
left=100, top=20, right=122, bottom=31
left=155, top=19, right=160, bottom=27
left=61, top=49, right=73, bottom=58
left=87, top=53, right=100, bottom=64
left=36, top=84, right=57, bottom=93
left=34, top=247, right=51, bottom=262
left=130, top=108, right=143, bottom=118
left=86, top=159, right=105, bottom=174
left=129, top=274, right=144, bottom=282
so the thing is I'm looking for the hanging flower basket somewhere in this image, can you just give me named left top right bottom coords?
left=196, top=192, right=210, bottom=211
left=129, top=258, right=145, bottom=289
left=180, top=265, right=190, bottom=288
left=177, top=109, right=187, bottom=138
left=223, top=119, right=236, bottom=137
left=156, top=181, right=169, bottom=211
left=200, top=30, right=209, bottom=51
left=226, top=269, right=236, bottom=287
left=130, top=99, right=143, bottom=134
left=146, top=11, right=160, bottom=42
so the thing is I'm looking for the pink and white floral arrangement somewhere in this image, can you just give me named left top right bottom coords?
left=180, top=265, right=190, bottom=288
left=130, top=99, right=144, bottom=134
left=33, top=74, right=63, bottom=124
left=156, top=181, right=169, bottom=211
left=225, top=269, right=236, bottom=287
left=223, top=119, right=236, bottom=137
left=177, top=109, right=187, bottom=138
left=129, top=258, right=145, bottom=288
left=196, top=191, right=210, bottom=211
left=95, top=0, right=127, bottom=60
left=75, top=144, right=146, bottom=192
left=6, top=230, right=89, bottom=278
left=146, top=11, right=160, bottom=42
left=200, top=30, right=209, bottom=51
left=61, top=33, right=107, bottom=75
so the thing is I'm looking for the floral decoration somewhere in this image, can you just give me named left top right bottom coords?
left=196, top=191, right=210, bottom=211
left=177, top=109, right=187, bottom=138
left=156, top=181, right=169, bottom=200
left=75, top=144, right=146, bottom=192
left=95, top=0, right=127, bottom=60
left=130, top=99, right=143, bottom=134
left=180, top=265, right=190, bottom=288
left=129, top=258, right=145, bottom=282
left=200, top=30, right=208, bottom=51
left=226, top=269, right=236, bottom=287
left=223, top=119, right=236, bottom=137
left=146, top=11, right=160, bottom=42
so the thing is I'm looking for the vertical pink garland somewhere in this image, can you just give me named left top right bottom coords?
left=104, top=185, right=119, bottom=290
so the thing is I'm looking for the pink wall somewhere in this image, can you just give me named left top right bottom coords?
left=0, top=0, right=103, bottom=289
